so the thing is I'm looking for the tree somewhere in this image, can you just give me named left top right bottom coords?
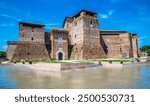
left=140, top=46, right=150, bottom=56
left=0, top=51, right=6, bottom=58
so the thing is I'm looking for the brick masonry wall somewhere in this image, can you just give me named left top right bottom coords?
left=19, top=24, right=45, bottom=42
left=70, top=11, right=106, bottom=60
left=6, top=43, right=17, bottom=60
left=50, top=29, right=68, bottom=60
left=13, top=42, right=50, bottom=61
left=101, top=34, right=122, bottom=58
left=64, top=17, right=73, bottom=45
left=12, top=23, right=50, bottom=61
left=100, top=33, right=138, bottom=58
left=131, top=35, right=139, bottom=58
left=119, top=33, right=133, bottom=58
left=8, top=11, right=140, bottom=61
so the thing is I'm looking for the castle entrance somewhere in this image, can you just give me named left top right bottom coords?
left=58, top=52, right=63, bottom=60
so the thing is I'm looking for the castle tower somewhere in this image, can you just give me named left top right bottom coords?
left=70, top=10, right=106, bottom=60
left=50, top=28, right=68, bottom=60
left=131, top=34, right=139, bottom=58
left=12, top=22, right=50, bottom=61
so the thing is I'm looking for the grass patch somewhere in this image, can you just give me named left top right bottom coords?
left=100, top=59, right=129, bottom=62
left=32, top=60, right=68, bottom=64
left=79, top=59, right=130, bottom=63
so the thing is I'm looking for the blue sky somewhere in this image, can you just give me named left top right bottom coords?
left=0, top=0, right=150, bottom=51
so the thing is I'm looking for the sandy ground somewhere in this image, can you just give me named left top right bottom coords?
left=2, top=61, right=149, bottom=72
left=13, top=63, right=62, bottom=71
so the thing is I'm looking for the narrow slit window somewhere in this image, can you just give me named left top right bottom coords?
left=90, top=20, right=93, bottom=24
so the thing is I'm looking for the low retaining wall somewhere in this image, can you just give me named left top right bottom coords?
left=14, top=62, right=101, bottom=71
left=101, top=62, right=123, bottom=67
left=60, top=62, right=100, bottom=71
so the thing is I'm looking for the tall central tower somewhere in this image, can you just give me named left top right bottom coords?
left=69, top=10, right=106, bottom=60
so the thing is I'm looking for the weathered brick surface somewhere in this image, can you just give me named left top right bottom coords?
left=131, top=34, right=139, bottom=58
left=6, top=41, right=18, bottom=60
left=12, top=22, right=50, bottom=61
left=100, top=31, right=139, bottom=58
left=19, top=22, right=45, bottom=42
left=50, top=29, right=68, bottom=60
left=7, top=10, right=139, bottom=61
left=69, top=11, right=106, bottom=60
left=13, top=42, right=50, bottom=61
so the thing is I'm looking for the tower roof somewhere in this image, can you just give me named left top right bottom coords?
left=19, top=22, right=45, bottom=27
left=62, top=10, right=97, bottom=27
left=62, top=17, right=73, bottom=27
left=100, top=30, right=127, bottom=35
left=74, top=10, right=97, bottom=18
left=7, top=41, right=18, bottom=45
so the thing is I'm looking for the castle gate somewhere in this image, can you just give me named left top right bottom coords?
left=58, top=52, right=63, bottom=60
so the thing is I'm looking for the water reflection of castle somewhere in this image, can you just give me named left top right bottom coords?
left=11, top=65, right=141, bottom=88
left=7, top=10, right=139, bottom=61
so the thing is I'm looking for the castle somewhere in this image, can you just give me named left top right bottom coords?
left=7, top=10, right=139, bottom=61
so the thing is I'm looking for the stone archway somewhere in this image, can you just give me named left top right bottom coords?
left=56, top=49, right=65, bottom=61
left=58, top=52, right=63, bottom=60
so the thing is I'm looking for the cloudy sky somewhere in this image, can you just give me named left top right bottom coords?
left=0, top=0, right=150, bottom=51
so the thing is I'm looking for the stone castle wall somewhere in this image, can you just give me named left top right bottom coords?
left=101, top=34, right=122, bottom=58
left=100, top=32, right=138, bottom=58
left=50, top=29, right=68, bottom=60
left=19, top=23, right=45, bottom=42
left=13, top=42, right=50, bottom=61
left=12, top=23, right=50, bottom=61
left=6, top=41, right=18, bottom=61
left=131, top=34, right=139, bottom=58
left=119, top=33, right=133, bottom=58
left=63, top=17, right=73, bottom=45
left=70, top=11, right=106, bottom=60
left=7, top=10, right=140, bottom=61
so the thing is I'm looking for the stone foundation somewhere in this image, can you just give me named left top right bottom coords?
left=13, top=42, right=50, bottom=61
left=7, top=41, right=18, bottom=60
left=83, top=44, right=106, bottom=59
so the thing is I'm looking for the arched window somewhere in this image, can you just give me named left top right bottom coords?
left=31, top=37, right=34, bottom=41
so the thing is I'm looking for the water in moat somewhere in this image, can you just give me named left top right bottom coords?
left=0, top=64, right=150, bottom=89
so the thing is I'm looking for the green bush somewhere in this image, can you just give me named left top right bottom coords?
left=140, top=46, right=150, bottom=56
left=0, top=51, right=6, bottom=58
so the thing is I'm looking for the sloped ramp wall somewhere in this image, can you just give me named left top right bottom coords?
left=83, top=44, right=106, bottom=59
left=12, top=42, right=51, bottom=61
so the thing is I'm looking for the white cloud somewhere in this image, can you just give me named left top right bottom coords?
left=98, top=10, right=114, bottom=19
left=99, top=14, right=108, bottom=19
left=0, top=13, right=21, bottom=21
left=45, top=23, right=60, bottom=29
left=0, top=45, right=8, bottom=51
left=45, top=23, right=60, bottom=26
left=108, top=10, right=113, bottom=15
left=3, top=46, right=8, bottom=50
left=0, top=23, right=15, bottom=27
left=139, top=36, right=147, bottom=40
left=0, top=2, right=19, bottom=13
left=3, top=40, right=7, bottom=42
left=138, top=36, right=147, bottom=45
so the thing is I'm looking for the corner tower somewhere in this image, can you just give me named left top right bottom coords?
left=12, top=22, right=50, bottom=61
left=70, top=10, right=106, bottom=60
